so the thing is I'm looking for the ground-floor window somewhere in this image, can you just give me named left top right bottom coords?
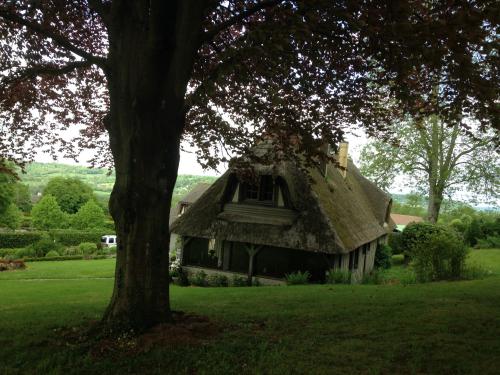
left=182, top=237, right=219, bottom=269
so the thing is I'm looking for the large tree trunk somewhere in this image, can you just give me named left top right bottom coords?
left=101, top=1, right=206, bottom=330
left=427, top=187, right=443, bottom=224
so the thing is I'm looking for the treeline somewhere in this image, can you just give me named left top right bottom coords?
left=0, top=176, right=112, bottom=232
left=0, top=162, right=218, bottom=232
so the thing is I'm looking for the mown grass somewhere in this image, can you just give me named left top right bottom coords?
left=0, top=250, right=499, bottom=374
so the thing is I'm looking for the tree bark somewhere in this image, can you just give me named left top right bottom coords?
left=427, top=186, right=443, bottom=224
left=101, top=1, right=206, bottom=331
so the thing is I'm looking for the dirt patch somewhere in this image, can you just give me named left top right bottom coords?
left=57, top=312, right=221, bottom=359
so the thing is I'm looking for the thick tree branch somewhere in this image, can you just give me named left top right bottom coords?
left=202, top=0, right=284, bottom=43
left=0, top=7, right=107, bottom=68
left=2, top=61, right=92, bottom=85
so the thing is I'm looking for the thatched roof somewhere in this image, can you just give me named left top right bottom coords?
left=169, top=183, right=211, bottom=226
left=171, top=155, right=392, bottom=254
left=179, top=183, right=212, bottom=204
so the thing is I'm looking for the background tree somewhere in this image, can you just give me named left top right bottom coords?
left=0, top=171, right=15, bottom=215
left=43, top=177, right=95, bottom=214
left=360, top=116, right=499, bottom=223
left=31, top=194, right=66, bottom=230
left=12, top=183, right=32, bottom=213
left=0, top=1, right=497, bottom=330
left=0, top=202, right=22, bottom=230
left=72, top=199, right=106, bottom=230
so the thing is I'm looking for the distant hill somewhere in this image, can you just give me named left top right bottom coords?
left=19, top=162, right=217, bottom=206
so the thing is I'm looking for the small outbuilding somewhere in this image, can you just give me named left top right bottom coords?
left=390, top=213, right=424, bottom=232
left=170, top=143, right=394, bottom=284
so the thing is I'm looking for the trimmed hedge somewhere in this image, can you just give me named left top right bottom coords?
left=24, top=255, right=108, bottom=262
left=0, top=229, right=115, bottom=249
left=0, top=232, right=43, bottom=249
left=49, top=229, right=113, bottom=246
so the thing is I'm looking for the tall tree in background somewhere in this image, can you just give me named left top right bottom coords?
left=0, top=1, right=498, bottom=330
left=360, top=117, right=499, bottom=223
left=43, top=177, right=95, bottom=214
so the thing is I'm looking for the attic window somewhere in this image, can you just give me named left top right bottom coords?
left=240, top=175, right=275, bottom=204
left=259, top=175, right=274, bottom=202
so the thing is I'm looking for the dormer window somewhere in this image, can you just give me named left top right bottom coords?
left=223, top=174, right=291, bottom=208
left=239, top=175, right=278, bottom=205
left=259, top=175, right=274, bottom=202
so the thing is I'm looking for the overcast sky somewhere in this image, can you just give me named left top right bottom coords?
left=34, top=127, right=370, bottom=177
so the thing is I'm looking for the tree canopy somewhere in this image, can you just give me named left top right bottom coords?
left=0, top=1, right=497, bottom=167
left=0, top=1, right=498, bottom=330
left=43, top=177, right=95, bottom=214
left=72, top=199, right=106, bottom=230
left=360, top=116, right=499, bottom=222
left=31, top=194, right=66, bottom=230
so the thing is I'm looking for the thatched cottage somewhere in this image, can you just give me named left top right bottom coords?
left=170, top=143, right=393, bottom=284
left=169, top=183, right=211, bottom=253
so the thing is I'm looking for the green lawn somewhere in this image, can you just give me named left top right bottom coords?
left=1, top=250, right=500, bottom=374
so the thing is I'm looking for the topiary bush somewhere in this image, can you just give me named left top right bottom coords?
left=374, top=244, right=392, bottom=269
left=285, top=270, right=310, bottom=285
left=325, top=269, right=351, bottom=284
left=410, top=226, right=468, bottom=282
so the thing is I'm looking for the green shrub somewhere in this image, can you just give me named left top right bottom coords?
left=208, top=274, right=229, bottom=287
left=411, top=227, right=468, bottom=282
left=49, top=229, right=107, bottom=246
left=78, top=242, right=97, bottom=256
left=189, top=270, right=208, bottom=287
left=31, top=195, right=66, bottom=229
left=388, top=232, right=404, bottom=255
left=325, top=269, right=351, bottom=284
left=24, top=255, right=107, bottom=262
left=45, top=250, right=60, bottom=257
left=71, top=200, right=106, bottom=230
left=374, top=244, right=392, bottom=269
left=231, top=275, right=248, bottom=287
left=475, top=236, right=500, bottom=249
left=361, top=270, right=382, bottom=284
left=0, top=232, right=43, bottom=248
left=107, top=246, right=117, bottom=255
left=462, top=263, right=491, bottom=280
left=15, top=246, right=36, bottom=258
left=285, top=270, right=310, bottom=285
left=174, top=268, right=189, bottom=286
left=0, top=203, right=22, bottom=230
left=19, top=215, right=32, bottom=229
left=32, top=233, right=63, bottom=257
left=401, top=222, right=444, bottom=259
left=0, top=248, right=19, bottom=259
left=399, top=272, right=418, bottom=286
left=62, top=246, right=84, bottom=256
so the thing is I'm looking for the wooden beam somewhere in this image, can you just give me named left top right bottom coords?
left=245, top=244, right=262, bottom=286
